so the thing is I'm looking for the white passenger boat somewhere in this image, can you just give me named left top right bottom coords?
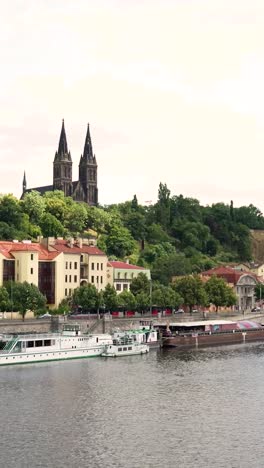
left=101, top=335, right=149, bottom=357
left=0, top=324, right=113, bottom=366
left=112, top=325, right=159, bottom=348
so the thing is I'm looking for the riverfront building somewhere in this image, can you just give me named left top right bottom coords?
left=107, top=261, right=151, bottom=293
left=0, top=237, right=108, bottom=308
left=201, top=266, right=260, bottom=311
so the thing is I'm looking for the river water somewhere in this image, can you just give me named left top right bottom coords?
left=1, top=343, right=264, bottom=468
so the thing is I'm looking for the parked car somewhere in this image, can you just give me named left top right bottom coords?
left=174, top=309, right=184, bottom=314
left=38, top=312, right=52, bottom=319
left=251, top=306, right=261, bottom=312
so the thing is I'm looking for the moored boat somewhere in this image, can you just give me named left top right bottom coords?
left=101, top=335, right=149, bottom=357
left=158, top=319, right=264, bottom=349
left=112, top=324, right=160, bottom=348
left=0, top=324, right=113, bottom=366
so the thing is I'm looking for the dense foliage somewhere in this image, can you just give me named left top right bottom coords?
left=1, top=183, right=264, bottom=289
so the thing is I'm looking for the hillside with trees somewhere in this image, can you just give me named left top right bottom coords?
left=0, top=184, right=263, bottom=313
left=1, top=184, right=264, bottom=288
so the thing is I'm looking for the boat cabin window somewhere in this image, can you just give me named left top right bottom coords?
left=35, top=340, right=43, bottom=347
left=123, top=347, right=127, bottom=351
left=44, top=340, right=51, bottom=346
left=118, top=348, right=122, bottom=351
left=128, top=347, right=132, bottom=350
left=27, top=341, right=34, bottom=348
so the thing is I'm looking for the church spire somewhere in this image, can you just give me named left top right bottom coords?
left=58, top=119, right=68, bottom=155
left=83, top=123, right=93, bottom=160
left=22, top=171, right=27, bottom=193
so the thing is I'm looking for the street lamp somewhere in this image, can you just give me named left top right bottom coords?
left=149, top=279, right=152, bottom=316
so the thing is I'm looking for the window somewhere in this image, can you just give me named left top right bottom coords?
left=44, top=340, right=51, bottom=346
left=66, top=262, right=68, bottom=269
left=128, top=347, right=132, bottom=350
left=118, top=348, right=122, bottom=351
left=116, top=284, right=121, bottom=291
left=30, top=268, right=33, bottom=275
left=69, top=289, right=72, bottom=296
left=27, top=341, right=34, bottom=348
left=74, top=275, right=77, bottom=283
left=69, top=275, right=72, bottom=282
left=91, top=276, right=94, bottom=283
left=96, top=276, right=99, bottom=283
left=74, top=262, right=77, bottom=269
left=100, top=276, right=103, bottom=284
left=35, top=340, right=43, bottom=347
left=101, top=263, right=103, bottom=270
left=131, top=273, right=134, bottom=279
left=91, top=263, right=94, bottom=270
left=123, top=284, right=128, bottom=290
left=117, top=272, right=120, bottom=279
left=31, top=254, right=33, bottom=260
left=97, top=263, right=99, bottom=270
left=69, top=262, right=72, bottom=269
left=81, top=255, right=83, bottom=262
left=65, top=275, right=68, bottom=283
left=124, top=273, right=127, bottom=279
left=65, top=289, right=67, bottom=296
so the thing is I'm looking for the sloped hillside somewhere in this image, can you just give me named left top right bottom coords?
left=250, top=230, right=264, bottom=262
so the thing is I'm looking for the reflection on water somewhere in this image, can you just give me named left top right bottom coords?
left=1, top=343, right=264, bottom=468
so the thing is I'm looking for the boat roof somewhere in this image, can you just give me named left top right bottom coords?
left=154, top=320, right=236, bottom=327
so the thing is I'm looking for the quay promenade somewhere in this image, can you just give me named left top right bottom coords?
left=0, top=310, right=264, bottom=335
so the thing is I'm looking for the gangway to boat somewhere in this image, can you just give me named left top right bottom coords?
left=2, top=336, right=19, bottom=353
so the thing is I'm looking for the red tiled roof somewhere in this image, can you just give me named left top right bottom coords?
left=0, top=239, right=106, bottom=261
left=0, top=241, right=60, bottom=261
left=52, top=240, right=105, bottom=256
left=108, top=261, right=147, bottom=270
left=201, top=266, right=259, bottom=285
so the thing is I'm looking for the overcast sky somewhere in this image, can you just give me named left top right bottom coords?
left=1, top=0, right=264, bottom=211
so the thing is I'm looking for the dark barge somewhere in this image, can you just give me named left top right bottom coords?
left=155, top=319, right=264, bottom=349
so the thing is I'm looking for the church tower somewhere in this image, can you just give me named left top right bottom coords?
left=78, top=124, right=98, bottom=206
left=53, top=120, right=73, bottom=196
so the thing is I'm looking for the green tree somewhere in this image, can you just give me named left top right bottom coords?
left=102, top=284, right=119, bottom=311
left=135, top=291, right=150, bottom=314
left=117, top=290, right=137, bottom=310
left=72, top=284, right=99, bottom=310
left=204, top=275, right=237, bottom=311
left=5, top=282, right=46, bottom=320
left=130, top=273, right=150, bottom=296
left=21, top=190, right=46, bottom=224
left=0, top=194, right=23, bottom=229
left=173, top=275, right=208, bottom=313
left=39, top=213, right=65, bottom=237
left=0, top=286, right=11, bottom=311
left=152, top=253, right=192, bottom=285
left=64, top=199, right=88, bottom=235
left=155, top=182, right=171, bottom=229
left=152, top=285, right=183, bottom=310
left=105, top=225, right=135, bottom=258
left=255, top=284, right=264, bottom=302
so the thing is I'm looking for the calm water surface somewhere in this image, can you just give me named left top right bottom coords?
left=1, top=343, right=264, bottom=468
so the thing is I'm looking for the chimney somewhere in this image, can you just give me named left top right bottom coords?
left=77, top=238, right=83, bottom=249
left=68, top=237, right=74, bottom=248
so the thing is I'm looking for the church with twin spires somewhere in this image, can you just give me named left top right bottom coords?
left=22, top=120, right=98, bottom=206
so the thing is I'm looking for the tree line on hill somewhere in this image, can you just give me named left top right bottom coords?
left=1, top=184, right=264, bottom=280
left=1, top=183, right=264, bottom=315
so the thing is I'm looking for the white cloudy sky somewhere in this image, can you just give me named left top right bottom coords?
left=1, top=0, right=264, bottom=211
